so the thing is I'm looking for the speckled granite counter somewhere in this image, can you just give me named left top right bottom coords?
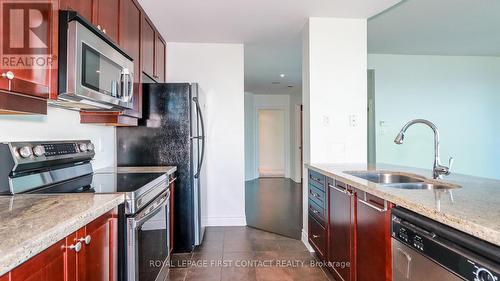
left=0, top=193, right=124, bottom=276
left=306, top=163, right=500, bottom=247
left=94, top=166, right=177, bottom=175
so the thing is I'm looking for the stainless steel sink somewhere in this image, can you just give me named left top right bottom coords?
left=384, top=182, right=461, bottom=190
left=344, top=171, right=424, bottom=184
left=344, top=171, right=461, bottom=190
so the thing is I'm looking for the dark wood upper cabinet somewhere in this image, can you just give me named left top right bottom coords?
left=141, top=16, right=155, bottom=80
left=328, top=179, right=356, bottom=281
left=155, top=35, right=166, bottom=82
left=59, top=0, right=94, bottom=21
left=0, top=274, right=8, bottom=281
left=95, top=0, right=120, bottom=43
left=119, top=0, right=142, bottom=118
left=356, top=190, right=393, bottom=281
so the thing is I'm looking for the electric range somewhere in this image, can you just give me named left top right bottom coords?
left=0, top=140, right=175, bottom=281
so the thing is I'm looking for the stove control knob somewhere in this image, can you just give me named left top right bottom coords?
left=18, top=146, right=33, bottom=158
left=33, top=145, right=45, bottom=157
left=87, top=143, right=95, bottom=151
left=477, top=269, right=495, bottom=281
left=79, top=143, right=88, bottom=152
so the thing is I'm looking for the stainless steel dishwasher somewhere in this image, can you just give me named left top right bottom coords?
left=391, top=207, right=500, bottom=281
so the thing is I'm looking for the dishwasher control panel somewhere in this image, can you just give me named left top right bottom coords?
left=392, top=208, right=500, bottom=281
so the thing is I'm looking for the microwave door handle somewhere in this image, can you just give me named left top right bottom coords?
left=126, top=72, right=134, bottom=102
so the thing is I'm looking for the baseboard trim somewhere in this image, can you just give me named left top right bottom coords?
left=205, top=216, right=247, bottom=226
left=301, top=228, right=314, bottom=252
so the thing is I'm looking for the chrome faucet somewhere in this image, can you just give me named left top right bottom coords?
left=394, top=119, right=454, bottom=179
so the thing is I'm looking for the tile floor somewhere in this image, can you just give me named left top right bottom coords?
left=166, top=226, right=334, bottom=281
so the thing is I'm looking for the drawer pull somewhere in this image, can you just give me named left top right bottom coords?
left=310, top=175, right=322, bottom=183
left=358, top=197, right=387, bottom=212
left=310, top=191, right=321, bottom=199
left=312, top=235, right=320, bottom=238
left=329, top=183, right=353, bottom=196
left=311, top=208, right=320, bottom=214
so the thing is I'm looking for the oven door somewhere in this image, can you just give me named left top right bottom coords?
left=62, top=19, right=134, bottom=109
left=127, top=190, right=170, bottom=281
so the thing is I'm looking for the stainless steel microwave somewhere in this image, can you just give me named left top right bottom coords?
left=55, top=11, right=134, bottom=110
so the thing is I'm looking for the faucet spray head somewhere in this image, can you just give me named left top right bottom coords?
left=394, top=131, right=405, bottom=144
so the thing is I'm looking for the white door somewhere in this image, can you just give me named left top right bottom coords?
left=258, top=109, right=285, bottom=177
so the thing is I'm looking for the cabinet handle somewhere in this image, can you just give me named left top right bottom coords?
left=312, top=235, right=320, bottom=238
left=328, top=183, right=353, bottom=196
left=103, top=29, right=106, bottom=34
left=310, top=191, right=321, bottom=199
left=97, top=25, right=102, bottom=30
left=78, top=235, right=91, bottom=245
left=68, top=241, right=82, bottom=252
left=310, top=175, right=321, bottom=183
left=1, top=71, right=14, bottom=91
left=358, top=198, right=387, bottom=212
left=311, top=208, right=320, bottom=214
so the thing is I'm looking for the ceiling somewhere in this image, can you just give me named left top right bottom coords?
left=368, top=0, right=500, bottom=55
left=139, top=0, right=401, bottom=94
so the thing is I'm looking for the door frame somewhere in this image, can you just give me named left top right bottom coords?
left=254, top=106, right=290, bottom=178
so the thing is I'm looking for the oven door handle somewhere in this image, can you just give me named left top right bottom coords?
left=133, top=190, right=170, bottom=229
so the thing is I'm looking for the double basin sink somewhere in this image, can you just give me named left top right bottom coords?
left=344, top=171, right=461, bottom=190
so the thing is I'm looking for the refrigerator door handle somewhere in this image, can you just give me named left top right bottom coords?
left=193, top=97, right=205, bottom=179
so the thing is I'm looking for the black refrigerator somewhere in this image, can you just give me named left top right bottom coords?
left=117, top=83, right=206, bottom=253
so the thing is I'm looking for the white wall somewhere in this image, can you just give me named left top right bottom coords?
left=166, top=42, right=246, bottom=226
left=244, top=93, right=302, bottom=181
left=369, top=54, right=500, bottom=179
left=0, top=107, right=116, bottom=168
left=302, top=17, right=368, bottom=246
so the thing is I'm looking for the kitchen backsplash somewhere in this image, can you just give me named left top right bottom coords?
left=0, top=106, right=116, bottom=168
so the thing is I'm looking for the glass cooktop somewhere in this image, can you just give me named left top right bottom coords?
left=29, top=172, right=166, bottom=194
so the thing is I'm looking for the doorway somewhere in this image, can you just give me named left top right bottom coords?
left=368, top=69, right=376, bottom=165
left=258, top=109, right=286, bottom=177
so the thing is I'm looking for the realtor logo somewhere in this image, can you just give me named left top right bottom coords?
left=1, top=1, right=55, bottom=69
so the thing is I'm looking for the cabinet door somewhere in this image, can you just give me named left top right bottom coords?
left=78, top=209, right=117, bottom=281
left=328, top=180, right=355, bottom=281
left=141, top=16, right=155, bottom=79
left=155, top=35, right=166, bottom=82
left=356, top=191, right=393, bottom=281
left=0, top=274, right=8, bottom=281
left=119, top=0, right=142, bottom=118
left=95, top=0, right=119, bottom=42
left=0, top=1, right=57, bottom=99
left=59, top=0, right=94, bottom=21
left=10, top=238, right=66, bottom=281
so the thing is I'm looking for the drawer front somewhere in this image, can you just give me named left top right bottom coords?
left=308, top=199, right=326, bottom=226
left=308, top=184, right=326, bottom=208
left=308, top=170, right=325, bottom=191
left=308, top=214, right=327, bottom=260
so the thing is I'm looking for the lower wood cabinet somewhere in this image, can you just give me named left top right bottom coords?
left=356, top=190, right=393, bottom=281
left=307, top=168, right=394, bottom=281
left=1, top=208, right=117, bottom=281
left=328, top=179, right=356, bottom=281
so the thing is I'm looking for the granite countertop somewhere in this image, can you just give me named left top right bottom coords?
left=306, top=163, right=500, bottom=247
left=0, top=193, right=124, bottom=276
left=94, top=166, right=177, bottom=175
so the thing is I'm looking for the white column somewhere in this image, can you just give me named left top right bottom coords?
left=302, top=17, right=368, bottom=245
